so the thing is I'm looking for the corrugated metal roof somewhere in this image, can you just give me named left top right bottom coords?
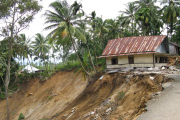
left=169, top=41, right=180, bottom=47
left=101, top=35, right=167, bottom=57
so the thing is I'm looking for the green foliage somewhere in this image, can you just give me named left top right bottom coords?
left=0, top=86, right=6, bottom=99
left=18, top=113, right=25, bottom=120
left=56, top=61, right=80, bottom=71
left=117, top=92, right=126, bottom=101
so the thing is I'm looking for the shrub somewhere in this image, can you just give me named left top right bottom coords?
left=18, top=113, right=25, bottom=120
left=117, top=92, right=125, bottom=101
left=56, top=61, right=80, bottom=71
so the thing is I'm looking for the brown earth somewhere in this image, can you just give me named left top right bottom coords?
left=0, top=71, right=171, bottom=120
left=0, top=70, right=88, bottom=120
left=53, top=73, right=170, bottom=120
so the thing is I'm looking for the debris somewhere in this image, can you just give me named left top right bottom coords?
left=107, top=69, right=120, bottom=74
left=91, top=111, right=95, bottom=115
left=150, top=76, right=154, bottom=80
left=122, top=67, right=134, bottom=72
left=162, top=82, right=172, bottom=88
left=148, top=67, right=154, bottom=71
left=64, top=114, right=68, bottom=117
left=27, top=93, right=33, bottom=97
left=106, top=108, right=112, bottom=113
left=161, top=66, right=166, bottom=70
left=84, top=112, right=91, bottom=118
left=135, top=67, right=148, bottom=71
left=99, top=75, right=104, bottom=80
left=169, top=66, right=179, bottom=71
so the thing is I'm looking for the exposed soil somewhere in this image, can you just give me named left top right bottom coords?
left=0, top=70, right=88, bottom=120
left=0, top=71, right=171, bottom=120
left=50, top=73, right=170, bottom=120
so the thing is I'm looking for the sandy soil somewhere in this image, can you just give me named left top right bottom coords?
left=51, top=73, right=170, bottom=120
left=0, top=71, right=171, bottom=120
left=0, top=70, right=88, bottom=120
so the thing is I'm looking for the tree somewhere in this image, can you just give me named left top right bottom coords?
left=161, top=0, right=180, bottom=39
left=94, top=17, right=110, bottom=49
left=32, top=33, right=50, bottom=72
left=86, top=11, right=99, bottom=64
left=134, top=0, right=161, bottom=35
left=120, top=2, right=137, bottom=36
left=44, top=0, right=91, bottom=76
left=0, top=1, right=42, bottom=119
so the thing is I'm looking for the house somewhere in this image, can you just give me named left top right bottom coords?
left=21, top=65, right=39, bottom=73
left=169, top=41, right=180, bottom=56
left=100, top=35, right=179, bottom=69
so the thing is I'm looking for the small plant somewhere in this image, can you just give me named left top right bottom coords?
left=117, top=92, right=125, bottom=101
left=18, top=113, right=25, bottom=120
left=118, top=116, right=123, bottom=120
left=48, top=96, right=52, bottom=100
left=0, top=93, right=5, bottom=99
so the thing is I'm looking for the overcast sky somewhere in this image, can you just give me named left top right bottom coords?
left=22, top=0, right=136, bottom=38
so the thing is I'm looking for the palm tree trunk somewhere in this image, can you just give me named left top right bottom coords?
left=87, top=46, right=96, bottom=73
left=92, top=32, right=98, bottom=65
left=68, top=26, right=90, bottom=76
left=43, top=55, right=49, bottom=75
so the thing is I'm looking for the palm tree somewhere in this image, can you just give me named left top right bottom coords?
left=120, top=2, right=137, bottom=36
left=95, top=17, right=110, bottom=49
left=32, top=33, right=50, bottom=71
left=134, top=0, right=161, bottom=35
left=161, top=0, right=180, bottom=39
left=86, top=11, right=99, bottom=64
left=18, top=34, right=32, bottom=65
left=106, top=19, right=122, bottom=39
left=44, top=0, right=90, bottom=76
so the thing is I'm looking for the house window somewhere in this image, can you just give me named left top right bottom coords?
left=111, top=58, right=118, bottom=65
left=159, top=57, right=167, bottom=63
left=128, top=56, right=134, bottom=64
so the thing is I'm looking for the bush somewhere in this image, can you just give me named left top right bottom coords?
left=18, top=113, right=25, bottom=120
left=117, top=92, right=125, bottom=101
left=0, top=86, right=5, bottom=99
left=0, top=93, right=5, bottom=99
left=56, top=61, right=80, bottom=71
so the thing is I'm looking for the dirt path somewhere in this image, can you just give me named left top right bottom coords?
left=137, top=81, right=180, bottom=120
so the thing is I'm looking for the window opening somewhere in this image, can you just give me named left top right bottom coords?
left=159, top=57, right=167, bottom=63
left=128, top=56, right=134, bottom=64
left=111, top=58, right=118, bottom=65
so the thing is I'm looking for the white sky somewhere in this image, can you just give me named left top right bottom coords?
left=22, top=0, right=136, bottom=38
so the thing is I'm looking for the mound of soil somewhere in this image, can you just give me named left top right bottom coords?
left=0, top=70, right=171, bottom=120
left=0, top=70, right=87, bottom=120
left=50, top=73, right=169, bottom=120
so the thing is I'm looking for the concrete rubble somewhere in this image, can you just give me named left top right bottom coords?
left=106, top=65, right=180, bottom=75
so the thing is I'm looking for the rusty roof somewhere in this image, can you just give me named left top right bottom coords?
left=101, top=35, right=167, bottom=57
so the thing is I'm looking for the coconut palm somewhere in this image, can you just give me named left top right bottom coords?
left=120, top=2, right=137, bottom=36
left=106, top=19, right=122, bottom=39
left=161, top=0, right=180, bottom=39
left=134, top=0, right=161, bottom=35
left=32, top=33, right=50, bottom=71
left=18, top=34, right=32, bottom=65
left=44, top=0, right=90, bottom=76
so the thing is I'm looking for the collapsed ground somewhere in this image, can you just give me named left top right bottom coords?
left=0, top=68, right=175, bottom=120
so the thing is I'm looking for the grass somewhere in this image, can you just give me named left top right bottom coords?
left=117, top=92, right=126, bottom=101
left=56, top=61, right=80, bottom=71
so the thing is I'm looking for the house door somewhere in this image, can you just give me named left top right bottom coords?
left=128, top=56, right=134, bottom=64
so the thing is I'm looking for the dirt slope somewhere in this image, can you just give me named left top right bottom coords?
left=0, top=71, right=88, bottom=120
left=0, top=71, right=170, bottom=120
left=50, top=73, right=170, bottom=120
